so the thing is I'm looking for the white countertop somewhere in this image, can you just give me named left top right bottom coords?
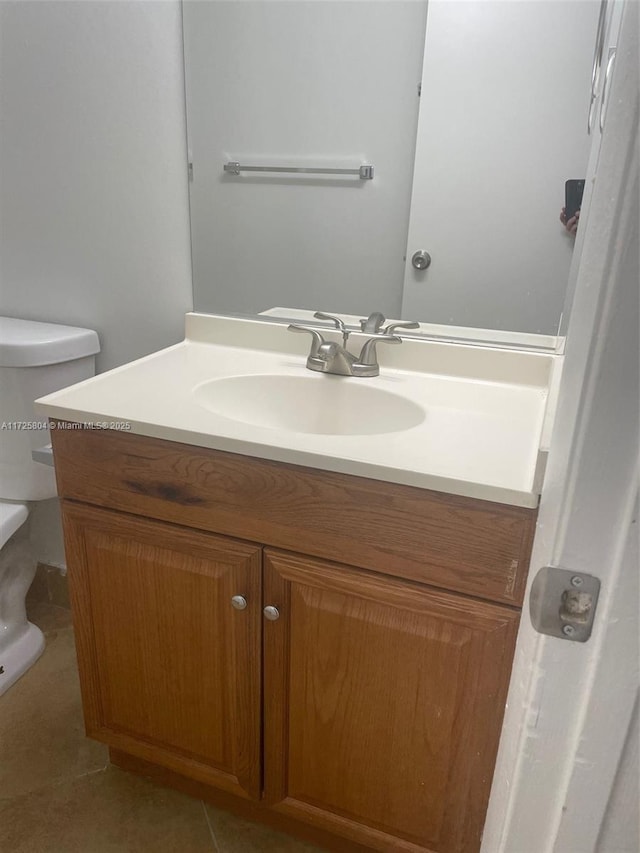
left=36, top=313, right=563, bottom=508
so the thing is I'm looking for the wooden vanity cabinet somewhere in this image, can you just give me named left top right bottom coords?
left=263, top=549, right=519, bottom=853
left=62, top=501, right=262, bottom=800
left=53, top=424, right=536, bottom=853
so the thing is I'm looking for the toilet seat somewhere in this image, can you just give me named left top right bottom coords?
left=0, top=501, right=29, bottom=550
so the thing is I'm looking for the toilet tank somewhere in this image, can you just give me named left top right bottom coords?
left=0, top=317, right=100, bottom=501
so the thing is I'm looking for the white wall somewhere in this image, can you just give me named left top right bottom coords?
left=0, top=0, right=193, bottom=567
left=0, top=0, right=193, bottom=373
left=28, top=499, right=66, bottom=571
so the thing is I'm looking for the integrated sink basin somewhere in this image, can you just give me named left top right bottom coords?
left=193, top=374, right=426, bottom=435
left=35, top=312, right=560, bottom=507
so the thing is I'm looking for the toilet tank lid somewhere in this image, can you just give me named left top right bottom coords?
left=0, top=317, right=100, bottom=367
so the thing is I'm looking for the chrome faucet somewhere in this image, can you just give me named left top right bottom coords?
left=316, top=341, right=358, bottom=375
left=383, top=321, right=420, bottom=335
left=288, top=325, right=401, bottom=377
left=313, top=311, right=350, bottom=347
left=360, top=313, right=420, bottom=336
left=360, top=312, right=386, bottom=334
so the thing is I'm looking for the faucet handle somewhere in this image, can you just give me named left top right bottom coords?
left=353, top=335, right=402, bottom=376
left=383, top=321, right=420, bottom=335
left=359, top=312, right=386, bottom=334
left=313, top=311, right=346, bottom=331
left=288, top=324, right=326, bottom=358
left=313, top=312, right=349, bottom=346
left=357, top=334, right=402, bottom=365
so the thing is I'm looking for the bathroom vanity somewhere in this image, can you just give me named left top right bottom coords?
left=38, top=314, right=561, bottom=853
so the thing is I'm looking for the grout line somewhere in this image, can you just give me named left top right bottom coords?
left=0, top=764, right=109, bottom=805
left=73, top=764, right=109, bottom=782
left=201, top=800, right=221, bottom=851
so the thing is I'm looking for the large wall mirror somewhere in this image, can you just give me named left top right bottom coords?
left=183, top=0, right=612, bottom=344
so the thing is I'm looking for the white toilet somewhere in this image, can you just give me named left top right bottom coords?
left=0, top=317, right=100, bottom=696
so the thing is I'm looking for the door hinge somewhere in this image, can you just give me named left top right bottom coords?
left=417, top=82, right=421, bottom=97
left=529, top=567, right=601, bottom=642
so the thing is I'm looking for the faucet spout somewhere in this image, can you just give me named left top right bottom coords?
left=316, top=341, right=357, bottom=376
left=360, top=312, right=386, bottom=334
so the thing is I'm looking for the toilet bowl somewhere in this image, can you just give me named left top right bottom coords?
left=0, top=502, right=44, bottom=695
left=0, top=317, right=99, bottom=696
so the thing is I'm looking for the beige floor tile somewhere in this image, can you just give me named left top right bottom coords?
left=0, top=765, right=215, bottom=852
left=26, top=564, right=50, bottom=605
left=205, top=804, right=326, bottom=852
left=26, top=600, right=74, bottom=634
left=0, top=627, right=107, bottom=799
left=47, top=568, right=71, bottom=609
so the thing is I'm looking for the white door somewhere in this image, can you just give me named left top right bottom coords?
left=401, top=0, right=600, bottom=335
left=482, top=1, right=639, bottom=848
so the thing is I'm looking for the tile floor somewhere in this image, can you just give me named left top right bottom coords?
left=0, top=602, right=324, bottom=852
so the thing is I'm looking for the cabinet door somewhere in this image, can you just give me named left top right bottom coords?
left=263, top=549, right=520, bottom=853
left=63, top=501, right=262, bottom=800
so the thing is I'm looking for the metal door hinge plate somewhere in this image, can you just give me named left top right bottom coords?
left=529, top=567, right=601, bottom=642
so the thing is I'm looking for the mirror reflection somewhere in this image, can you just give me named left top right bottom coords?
left=183, top=0, right=602, bottom=341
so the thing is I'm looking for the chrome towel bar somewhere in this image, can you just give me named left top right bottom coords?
left=223, top=161, right=374, bottom=180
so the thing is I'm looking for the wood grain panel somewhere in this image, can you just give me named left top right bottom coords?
left=62, top=501, right=262, bottom=799
left=51, top=424, right=536, bottom=605
left=263, top=549, right=520, bottom=853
